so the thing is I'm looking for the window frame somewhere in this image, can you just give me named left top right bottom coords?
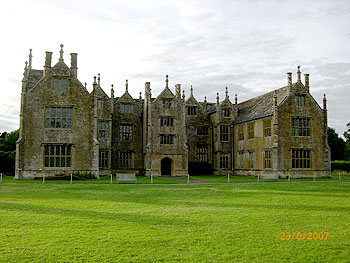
left=119, top=125, right=132, bottom=141
left=119, top=151, right=132, bottom=168
left=220, top=125, right=229, bottom=142
left=263, top=119, right=271, bottom=137
left=220, top=152, right=229, bottom=169
left=45, top=107, right=72, bottom=129
left=44, top=144, right=71, bottom=168
left=248, top=122, right=254, bottom=139
left=99, top=150, right=109, bottom=169
left=196, top=145, right=208, bottom=162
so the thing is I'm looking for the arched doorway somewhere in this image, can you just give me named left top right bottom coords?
left=161, top=157, right=172, bottom=176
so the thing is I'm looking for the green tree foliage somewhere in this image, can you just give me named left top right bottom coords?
left=344, top=123, right=350, bottom=160
left=0, top=129, right=19, bottom=174
left=327, top=127, right=345, bottom=161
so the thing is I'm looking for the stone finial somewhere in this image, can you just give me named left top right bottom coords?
left=125, top=79, right=129, bottom=92
left=273, top=90, right=277, bottom=107
left=235, top=94, right=237, bottom=104
left=287, top=72, right=292, bottom=86
left=204, top=96, right=207, bottom=103
left=165, top=75, right=169, bottom=88
left=190, top=85, right=193, bottom=97
left=225, top=87, right=229, bottom=99
left=98, top=73, right=101, bottom=86
left=297, top=65, right=301, bottom=82
left=323, top=94, right=327, bottom=110
left=28, top=49, right=33, bottom=69
left=59, top=44, right=64, bottom=62
left=84, top=82, right=87, bottom=88
left=93, top=76, right=97, bottom=84
left=304, top=73, right=310, bottom=91
left=182, top=90, right=185, bottom=101
left=139, top=92, right=142, bottom=100
left=216, top=93, right=219, bottom=105
left=111, top=84, right=114, bottom=98
left=24, top=61, right=28, bottom=71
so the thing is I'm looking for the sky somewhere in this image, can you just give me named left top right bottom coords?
left=1, top=0, right=349, bottom=137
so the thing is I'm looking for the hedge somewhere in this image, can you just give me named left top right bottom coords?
left=188, top=162, right=214, bottom=175
left=331, top=161, right=350, bottom=172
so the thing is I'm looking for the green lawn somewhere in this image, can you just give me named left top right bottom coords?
left=0, top=181, right=349, bottom=262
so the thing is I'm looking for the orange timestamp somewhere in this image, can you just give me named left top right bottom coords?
left=280, top=232, right=329, bottom=240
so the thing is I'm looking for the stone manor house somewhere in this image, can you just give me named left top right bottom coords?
left=15, top=46, right=331, bottom=179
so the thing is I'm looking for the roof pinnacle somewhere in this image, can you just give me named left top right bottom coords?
left=297, top=65, right=301, bottom=82
left=165, top=75, right=169, bottom=88
left=59, top=44, right=64, bottom=62
left=28, top=49, right=32, bottom=69
left=125, top=79, right=128, bottom=92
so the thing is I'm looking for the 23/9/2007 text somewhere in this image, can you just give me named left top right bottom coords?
left=280, top=232, right=329, bottom=240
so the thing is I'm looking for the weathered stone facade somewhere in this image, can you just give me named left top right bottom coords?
left=15, top=47, right=331, bottom=179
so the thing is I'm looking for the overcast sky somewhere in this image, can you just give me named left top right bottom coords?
left=1, top=0, right=349, bottom=136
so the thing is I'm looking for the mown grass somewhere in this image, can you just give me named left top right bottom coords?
left=0, top=181, right=349, bottom=262
left=2, top=172, right=350, bottom=185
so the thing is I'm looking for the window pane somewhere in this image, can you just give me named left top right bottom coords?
left=44, top=157, right=49, bottom=167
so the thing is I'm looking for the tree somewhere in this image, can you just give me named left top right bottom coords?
left=0, top=129, right=19, bottom=174
left=344, top=123, right=350, bottom=161
left=327, top=127, right=345, bottom=161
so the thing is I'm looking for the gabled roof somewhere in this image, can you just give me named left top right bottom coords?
left=234, top=85, right=290, bottom=124
left=26, top=69, right=43, bottom=89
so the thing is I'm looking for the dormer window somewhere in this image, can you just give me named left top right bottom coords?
left=187, top=106, right=197, bottom=115
left=52, top=79, right=66, bottom=91
left=223, top=108, right=230, bottom=117
left=122, top=103, right=131, bottom=113
left=295, top=95, right=305, bottom=106
left=162, top=99, right=172, bottom=109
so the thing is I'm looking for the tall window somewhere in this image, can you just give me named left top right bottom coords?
left=197, top=126, right=209, bottom=136
left=120, top=125, right=132, bottom=141
left=264, top=119, right=271, bottom=137
left=162, top=99, right=172, bottom=109
left=264, top=149, right=272, bottom=169
left=239, top=124, right=244, bottom=140
left=237, top=151, right=244, bottom=169
left=291, top=117, right=310, bottom=136
left=220, top=126, right=229, bottom=142
left=45, top=107, right=72, bottom=129
left=99, top=150, right=109, bottom=168
left=295, top=95, right=305, bottom=106
left=187, top=106, right=197, bottom=115
left=292, top=149, right=311, bottom=168
left=248, top=151, right=255, bottom=169
left=220, top=153, right=229, bottom=169
left=97, top=99, right=102, bottom=109
left=98, top=121, right=109, bottom=138
left=160, top=134, right=174, bottom=144
left=196, top=145, right=208, bottom=162
left=248, top=122, right=254, bottom=139
left=52, top=79, right=66, bottom=91
left=223, top=108, right=230, bottom=117
left=121, top=104, right=131, bottom=113
left=44, top=144, right=71, bottom=167
left=120, top=152, right=132, bottom=168
left=160, top=117, right=174, bottom=127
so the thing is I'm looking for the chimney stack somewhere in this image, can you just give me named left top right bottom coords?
left=175, top=84, right=181, bottom=99
left=287, top=72, right=292, bottom=87
left=43, top=51, right=52, bottom=76
left=70, top=53, right=78, bottom=77
left=304, top=73, right=309, bottom=92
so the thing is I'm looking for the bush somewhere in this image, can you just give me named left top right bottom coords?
left=331, top=161, right=350, bottom=172
left=188, top=162, right=214, bottom=175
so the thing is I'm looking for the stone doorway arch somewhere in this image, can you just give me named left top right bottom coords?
left=161, top=157, right=173, bottom=176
